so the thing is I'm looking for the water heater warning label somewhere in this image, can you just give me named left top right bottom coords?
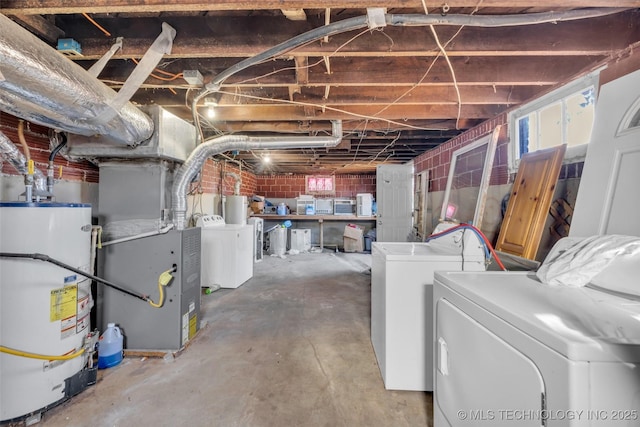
left=50, top=286, right=77, bottom=322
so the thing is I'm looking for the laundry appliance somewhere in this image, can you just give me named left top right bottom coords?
left=433, top=259, right=640, bottom=426
left=197, top=215, right=253, bottom=289
left=433, top=64, right=640, bottom=427
left=371, top=223, right=487, bottom=391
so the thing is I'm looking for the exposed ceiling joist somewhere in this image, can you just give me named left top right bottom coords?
left=8, top=15, right=64, bottom=42
left=2, top=1, right=639, bottom=14
left=1, top=3, right=638, bottom=173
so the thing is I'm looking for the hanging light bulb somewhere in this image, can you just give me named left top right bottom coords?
left=206, top=107, right=215, bottom=119
left=263, top=155, right=271, bottom=163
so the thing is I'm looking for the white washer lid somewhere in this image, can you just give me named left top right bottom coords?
left=373, top=231, right=486, bottom=262
left=435, top=271, right=640, bottom=362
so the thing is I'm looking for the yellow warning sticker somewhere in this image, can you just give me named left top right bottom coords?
left=189, top=314, right=197, bottom=339
left=50, top=286, right=78, bottom=322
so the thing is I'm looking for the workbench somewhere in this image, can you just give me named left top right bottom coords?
left=252, top=214, right=377, bottom=250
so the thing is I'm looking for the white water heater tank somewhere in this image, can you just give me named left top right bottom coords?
left=0, top=202, right=93, bottom=422
left=225, top=195, right=248, bottom=225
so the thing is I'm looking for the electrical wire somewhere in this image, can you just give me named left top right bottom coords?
left=234, top=28, right=372, bottom=86
left=421, top=1, right=462, bottom=129
left=0, top=345, right=85, bottom=361
left=130, top=58, right=184, bottom=82
left=368, top=132, right=401, bottom=164
left=82, top=12, right=111, bottom=37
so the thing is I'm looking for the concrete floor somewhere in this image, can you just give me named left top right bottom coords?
left=37, top=251, right=433, bottom=427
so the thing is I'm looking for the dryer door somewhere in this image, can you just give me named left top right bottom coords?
left=435, top=299, right=545, bottom=426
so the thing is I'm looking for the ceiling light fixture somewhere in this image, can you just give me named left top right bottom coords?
left=206, top=107, right=215, bottom=118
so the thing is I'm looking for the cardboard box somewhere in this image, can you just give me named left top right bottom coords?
left=343, top=224, right=364, bottom=252
left=343, top=224, right=364, bottom=240
left=344, top=237, right=364, bottom=253
left=250, top=201, right=264, bottom=214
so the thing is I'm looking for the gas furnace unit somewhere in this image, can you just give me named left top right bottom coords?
left=99, top=228, right=201, bottom=351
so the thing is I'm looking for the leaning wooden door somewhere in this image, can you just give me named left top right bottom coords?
left=495, top=144, right=566, bottom=260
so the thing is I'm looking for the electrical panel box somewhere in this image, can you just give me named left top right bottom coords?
left=98, top=228, right=201, bottom=350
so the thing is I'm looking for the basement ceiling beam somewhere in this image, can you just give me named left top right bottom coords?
left=99, top=56, right=602, bottom=87
left=195, top=103, right=509, bottom=121
left=9, top=15, right=65, bottom=42
left=130, top=86, right=539, bottom=108
left=65, top=13, right=639, bottom=60
left=3, top=1, right=638, bottom=14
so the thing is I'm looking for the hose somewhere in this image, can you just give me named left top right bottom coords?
left=49, top=133, right=68, bottom=162
left=0, top=345, right=85, bottom=361
left=427, top=223, right=507, bottom=271
left=147, top=267, right=176, bottom=308
left=0, top=252, right=150, bottom=302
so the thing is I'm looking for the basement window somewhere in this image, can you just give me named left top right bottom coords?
left=508, top=72, right=599, bottom=173
left=305, top=175, right=335, bottom=195
left=617, top=95, right=640, bottom=134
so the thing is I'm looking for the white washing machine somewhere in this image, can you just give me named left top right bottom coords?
left=434, top=267, right=640, bottom=426
left=198, top=215, right=253, bottom=289
left=371, top=225, right=486, bottom=391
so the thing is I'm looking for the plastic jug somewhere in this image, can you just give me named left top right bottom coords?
left=98, top=323, right=123, bottom=369
left=277, top=203, right=287, bottom=215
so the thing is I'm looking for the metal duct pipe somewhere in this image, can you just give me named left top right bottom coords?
left=172, top=121, right=343, bottom=230
left=0, top=130, right=46, bottom=192
left=0, top=14, right=153, bottom=146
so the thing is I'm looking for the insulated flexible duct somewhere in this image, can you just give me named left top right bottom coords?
left=0, top=14, right=153, bottom=146
left=0, top=130, right=46, bottom=192
left=172, top=121, right=343, bottom=230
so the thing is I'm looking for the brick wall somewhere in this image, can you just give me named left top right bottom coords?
left=195, top=159, right=257, bottom=196
left=1, top=112, right=99, bottom=183
left=414, top=112, right=584, bottom=191
left=413, top=114, right=510, bottom=192
left=255, top=174, right=376, bottom=198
